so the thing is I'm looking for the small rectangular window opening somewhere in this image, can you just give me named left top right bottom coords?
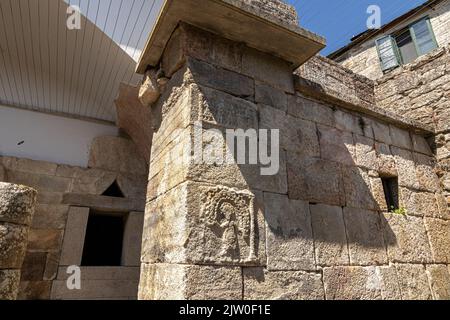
left=81, top=211, right=127, bottom=267
left=381, top=177, right=399, bottom=213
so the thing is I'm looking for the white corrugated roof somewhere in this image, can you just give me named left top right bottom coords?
left=0, top=0, right=162, bottom=123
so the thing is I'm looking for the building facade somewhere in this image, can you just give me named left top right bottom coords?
left=330, top=0, right=450, bottom=80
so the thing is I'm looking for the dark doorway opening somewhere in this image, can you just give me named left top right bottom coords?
left=381, top=177, right=399, bottom=212
left=81, top=211, right=126, bottom=266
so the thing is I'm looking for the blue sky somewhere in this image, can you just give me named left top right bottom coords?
left=69, top=0, right=428, bottom=60
left=288, top=0, right=427, bottom=55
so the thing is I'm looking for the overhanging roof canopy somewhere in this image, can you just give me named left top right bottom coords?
left=136, top=0, right=326, bottom=73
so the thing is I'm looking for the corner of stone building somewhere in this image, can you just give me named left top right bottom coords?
left=136, top=0, right=450, bottom=301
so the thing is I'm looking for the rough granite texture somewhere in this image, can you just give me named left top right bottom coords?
left=0, top=183, right=36, bottom=300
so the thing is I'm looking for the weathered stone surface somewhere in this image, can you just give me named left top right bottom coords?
left=6, top=171, right=72, bottom=193
left=0, top=183, right=37, bottom=225
left=59, top=207, right=89, bottom=266
left=427, top=265, right=450, bottom=300
left=260, top=104, right=319, bottom=157
left=242, top=47, right=294, bottom=93
left=116, top=174, right=148, bottom=200
left=36, top=191, right=63, bottom=205
left=0, top=270, right=20, bottom=300
left=436, top=192, right=450, bottom=220
left=323, top=266, right=401, bottom=300
left=0, top=164, right=5, bottom=182
left=317, top=124, right=355, bottom=166
left=414, top=153, right=441, bottom=193
left=255, top=81, right=288, bottom=111
left=382, top=214, right=432, bottom=263
left=187, top=58, right=254, bottom=98
left=264, top=193, right=315, bottom=271
left=395, top=264, right=432, bottom=300
left=162, top=22, right=244, bottom=76
left=1, top=157, right=58, bottom=176
left=0, top=223, right=28, bottom=269
left=139, top=263, right=242, bottom=300
left=70, top=169, right=117, bottom=196
left=27, top=228, right=64, bottom=252
left=139, top=69, right=161, bottom=107
left=20, top=252, right=47, bottom=281
left=400, top=188, right=439, bottom=218
left=18, top=281, right=52, bottom=300
left=424, top=218, right=450, bottom=264
left=287, top=157, right=345, bottom=206
left=51, top=279, right=139, bottom=300
left=375, top=143, right=397, bottom=177
left=343, top=208, right=388, bottom=265
left=390, top=126, right=412, bottom=150
left=370, top=177, right=388, bottom=211
left=243, top=268, right=324, bottom=300
left=372, top=121, right=392, bottom=145
left=310, top=204, right=349, bottom=267
left=241, top=0, right=299, bottom=26
left=143, top=182, right=265, bottom=266
left=56, top=267, right=140, bottom=281
left=287, top=94, right=335, bottom=127
left=334, top=110, right=364, bottom=136
left=32, top=204, right=69, bottom=230
left=115, top=84, right=153, bottom=164
left=412, top=134, right=433, bottom=155
left=342, top=166, right=378, bottom=211
left=43, top=252, right=60, bottom=281
left=355, top=135, right=377, bottom=170
left=197, top=85, right=258, bottom=129
left=122, top=212, right=145, bottom=267
left=391, top=147, right=420, bottom=190
left=88, top=136, right=147, bottom=175
left=62, top=193, right=145, bottom=213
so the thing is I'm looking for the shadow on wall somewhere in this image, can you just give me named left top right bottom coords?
left=149, top=66, right=399, bottom=270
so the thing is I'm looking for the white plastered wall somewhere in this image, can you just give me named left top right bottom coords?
left=0, top=105, right=118, bottom=167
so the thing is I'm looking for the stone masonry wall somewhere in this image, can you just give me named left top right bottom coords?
left=335, top=0, right=450, bottom=80
left=375, top=45, right=450, bottom=214
left=0, top=183, right=36, bottom=300
left=0, top=136, right=147, bottom=300
left=139, top=23, right=450, bottom=300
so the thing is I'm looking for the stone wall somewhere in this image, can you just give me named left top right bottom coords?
left=335, top=0, right=450, bottom=80
left=375, top=45, right=450, bottom=221
left=241, top=0, right=298, bottom=25
left=138, top=23, right=450, bottom=300
left=0, top=136, right=147, bottom=300
left=0, top=183, right=36, bottom=300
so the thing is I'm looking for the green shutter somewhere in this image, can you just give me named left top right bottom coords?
left=376, top=36, right=400, bottom=71
left=410, top=18, right=438, bottom=56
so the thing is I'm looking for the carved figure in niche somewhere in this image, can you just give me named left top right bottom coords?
left=201, top=187, right=256, bottom=263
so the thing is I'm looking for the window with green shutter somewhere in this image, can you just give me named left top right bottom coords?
left=376, top=36, right=400, bottom=71
left=376, top=17, right=438, bottom=73
left=410, top=18, right=438, bottom=56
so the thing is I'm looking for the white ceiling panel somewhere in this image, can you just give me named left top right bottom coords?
left=0, top=0, right=162, bottom=123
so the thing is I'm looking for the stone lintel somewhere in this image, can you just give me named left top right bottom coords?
left=136, top=0, right=325, bottom=73
left=62, top=193, right=145, bottom=213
